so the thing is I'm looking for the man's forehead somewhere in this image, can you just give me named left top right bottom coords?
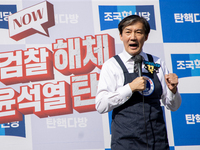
left=124, top=25, right=144, bottom=31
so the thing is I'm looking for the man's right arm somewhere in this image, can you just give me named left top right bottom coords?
left=95, top=60, right=132, bottom=114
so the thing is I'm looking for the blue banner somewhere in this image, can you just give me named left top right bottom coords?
left=99, top=5, right=156, bottom=31
left=0, top=116, right=25, bottom=137
left=171, top=93, right=200, bottom=146
left=171, top=54, right=200, bottom=78
left=160, top=0, right=200, bottom=42
left=0, top=5, right=17, bottom=29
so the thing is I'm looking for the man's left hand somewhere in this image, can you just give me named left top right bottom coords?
left=165, top=73, right=178, bottom=94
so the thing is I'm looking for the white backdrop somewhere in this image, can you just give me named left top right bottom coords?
left=0, top=0, right=200, bottom=150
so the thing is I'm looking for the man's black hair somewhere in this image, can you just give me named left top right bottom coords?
left=118, top=15, right=150, bottom=36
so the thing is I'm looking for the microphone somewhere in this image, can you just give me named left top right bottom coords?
left=135, top=54, right=148, bottom=149
left=134, top=55, right=143, bottom=77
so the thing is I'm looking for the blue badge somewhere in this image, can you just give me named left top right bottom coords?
left=144, top=60, right=160, bottom=74
left=139, top=75, right=154, bottom=96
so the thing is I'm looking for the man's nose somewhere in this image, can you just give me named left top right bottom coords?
left=130, top=32, right=136, bottom=40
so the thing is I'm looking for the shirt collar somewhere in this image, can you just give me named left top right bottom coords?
left=120, top=49, right=147, bottom=63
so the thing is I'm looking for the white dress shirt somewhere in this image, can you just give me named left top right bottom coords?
left=95, top=49, right=182, bottom=114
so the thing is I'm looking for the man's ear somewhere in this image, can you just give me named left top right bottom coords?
left=119, top=33, right=123, bottom=41
left=145, top=34, right=149, bottom=41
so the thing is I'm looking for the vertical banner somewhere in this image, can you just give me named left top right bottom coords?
left=160, top=0, right=200, bottom=149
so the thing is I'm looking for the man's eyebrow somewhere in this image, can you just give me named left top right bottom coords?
left=124, top=28, right=131, bottom=31
left=136, top=29, right=144, bottom=31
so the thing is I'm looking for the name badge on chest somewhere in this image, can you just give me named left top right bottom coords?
left=143, top=60, right=161, bottom=74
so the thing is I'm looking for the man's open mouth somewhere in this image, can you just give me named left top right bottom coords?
left=129, top=43, right=138, bottom=48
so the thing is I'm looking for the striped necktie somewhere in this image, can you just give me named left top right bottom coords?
left=132, top=56, right=139, bottom=74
